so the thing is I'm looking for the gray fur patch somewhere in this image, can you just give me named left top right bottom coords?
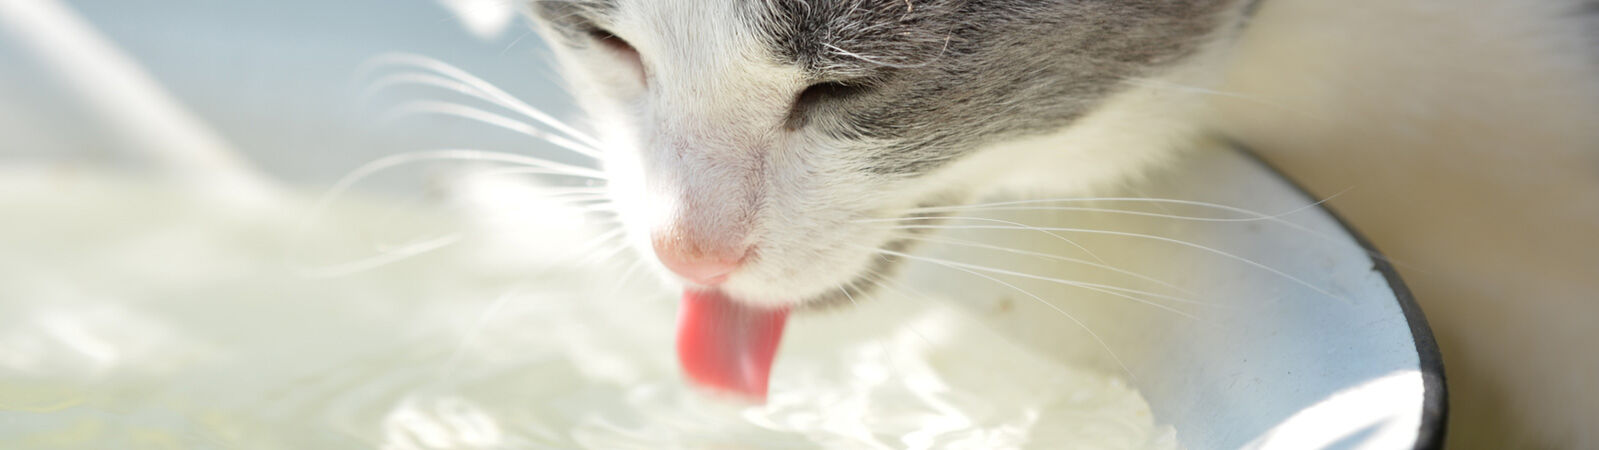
left=753, top=0, right=1246, bottom=176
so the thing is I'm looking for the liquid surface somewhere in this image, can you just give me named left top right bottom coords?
left=0, top=167, right=1177, bottom=449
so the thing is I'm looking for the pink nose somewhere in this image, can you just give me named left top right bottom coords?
left=651, top=233, right=748, bottom=286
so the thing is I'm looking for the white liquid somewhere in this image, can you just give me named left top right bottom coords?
left=0, top=167, right=1177, bottom=449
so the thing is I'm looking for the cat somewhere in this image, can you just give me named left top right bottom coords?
left=523, top=1, right=1599, bottom=446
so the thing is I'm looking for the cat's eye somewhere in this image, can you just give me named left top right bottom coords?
left=786, top=81, right=871, bottom=131
left=584, top=27, right=645, bottom=85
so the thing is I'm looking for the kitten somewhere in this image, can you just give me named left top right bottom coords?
left=525, top=1, right=1599, bottom=446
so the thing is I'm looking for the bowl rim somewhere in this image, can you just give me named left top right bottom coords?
left=1236, top=141, right=1449, bottom=449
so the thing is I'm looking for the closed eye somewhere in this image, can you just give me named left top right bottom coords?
left=786, top=81, right=872, bottom=131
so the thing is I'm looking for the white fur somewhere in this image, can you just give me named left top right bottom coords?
left=543, top=0, right=1599, bottom=445
left=541, top=2, right=923, bottom=307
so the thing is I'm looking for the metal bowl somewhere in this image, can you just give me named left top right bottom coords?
left=896, top=142, right=1448, bottom=448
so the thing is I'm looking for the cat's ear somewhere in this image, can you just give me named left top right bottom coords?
left=585, top=27, right=647, bottom=87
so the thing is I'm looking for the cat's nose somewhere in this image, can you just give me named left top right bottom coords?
left=651, top=230, right=749, bottom=286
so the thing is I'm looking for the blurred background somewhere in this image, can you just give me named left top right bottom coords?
left=0, top=0, right=573, bottom=191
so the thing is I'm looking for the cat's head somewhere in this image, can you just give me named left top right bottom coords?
left=527, top=0, right=1253, bottom=309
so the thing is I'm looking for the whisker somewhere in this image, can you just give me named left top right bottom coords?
left=328, top=151, right=605, bottom=204
left=295, top=233, right=464, bottom=279
left=297, top=148, right=604, bottom=244
left=908, top=191, right=1348, bottom=240
left=1125, top=186, right=1178, bottom=215
left=860, top=268, right=937, bottom=349
left=438, top=284, right=526, bottom=386
left=457, top=169, right=612, bottom=189
left=603, top=258, right=653, bottom=301
left=906, top=194, right=1338, bottom=222
left=324, top=149, right=602, bottom=203
left=901, top=190, right=1409, bottom=270
left=901, top=234, right=1198, bottom=298
left=565, top=202, right=622, bottom=215
left=357, top=53, right=605, bottom=149
left=569, top=228, right=629, bottom=265
left=1119, top=77, right=1305, bottom=117
left=926, top=205, right=1314, bottom=225
left=449, top=172, right=614, bottom=204
left=500, top=29, right=537, bottom=56
left=493, top=196, right=620, bottom=215
left=860, top=215, right=1107, bottom=265
left=464, top=186, right=612, bottom=202
left=864, top=245, right=1207, bottom=319
left=462, top=214, right=625, bottom=241
left=460, top=165, right=611, bottom=185
left=379, top=100, right=603, bottom=161
left=582, top=240, right=637, bottom=268
left=521, top=192, right=613, bottom=205
left=876, top=222, right=1347, bottom=303
left=838, top=286, right=861, bottom=308
left=852, top=245, right=1134, bottom=381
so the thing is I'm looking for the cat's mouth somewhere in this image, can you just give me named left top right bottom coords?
left=674, top=209, right=949, bottom=401
left=788, top=237, right=917, bottom=310
left=672, top=238, right=916, bottom=402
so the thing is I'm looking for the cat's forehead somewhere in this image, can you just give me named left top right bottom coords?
left=573, top=0, right=1241, bottom=77
left=752, top=0, right=973, bottom=76
left=669, top=0, right=967, bottom=75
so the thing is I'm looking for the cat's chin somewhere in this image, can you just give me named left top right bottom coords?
left=704, top=236, right=919, bottom=312
left=702, top=196, right=962, bottom=311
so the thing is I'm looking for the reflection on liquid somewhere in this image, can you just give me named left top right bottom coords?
left=0, top=169, right=1175, bottom=449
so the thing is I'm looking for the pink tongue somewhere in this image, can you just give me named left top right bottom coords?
left=676, top=289, right=790, bottom=401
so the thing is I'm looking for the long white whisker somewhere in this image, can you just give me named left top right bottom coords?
left=380, top=100, right=603, bottom=161
left=864, top=245, right=1205, bottom=319
left=582, top=240, right=637, bottom=268
left=867, top=215, right=1106, bottom=264
left=877, top=222, right=1346, bottom=303
left=838, top=286, right=861, bottom=308
left=905, top=190, right=1349, bottom=243
left=856, top=246, right=1134, bottom=380
left=460, top=165, right=610, bottom=184
left=362, top=72, right=528, bottom=121
left=295, top=233, right=464, bottom=279
left=501, top=194, right=618, bottom=210
left=902, top=234, right=1200, bottom=299
left=438, top=285, right=525, bottom=386
left=456, top=168, right=611, bottom=186
left=496, top=200, right=620, bottom=216
left=455, top=183, right=610, bottom=200
left=1120, top=77, right=1305, bottom=117
left=358, top=53, right=605, bottom=149
left=450, top=175, right=614, bottom=203
left=296, top=149, right=604, bottom=249
left=569, top=228, right=629, bottom=265
left=903, top=190, right=1410, bottom=270
left=326, top=151, right=605, bottom=205
left=929, top=205, right=1306, bottom=224
left=907, top=194, right=1334, bottom=220
left=859, top=268, right=938, bottom=349
left=526, top=192, right=613, bottom=204
left=604, top=258, right=652, bottom=301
